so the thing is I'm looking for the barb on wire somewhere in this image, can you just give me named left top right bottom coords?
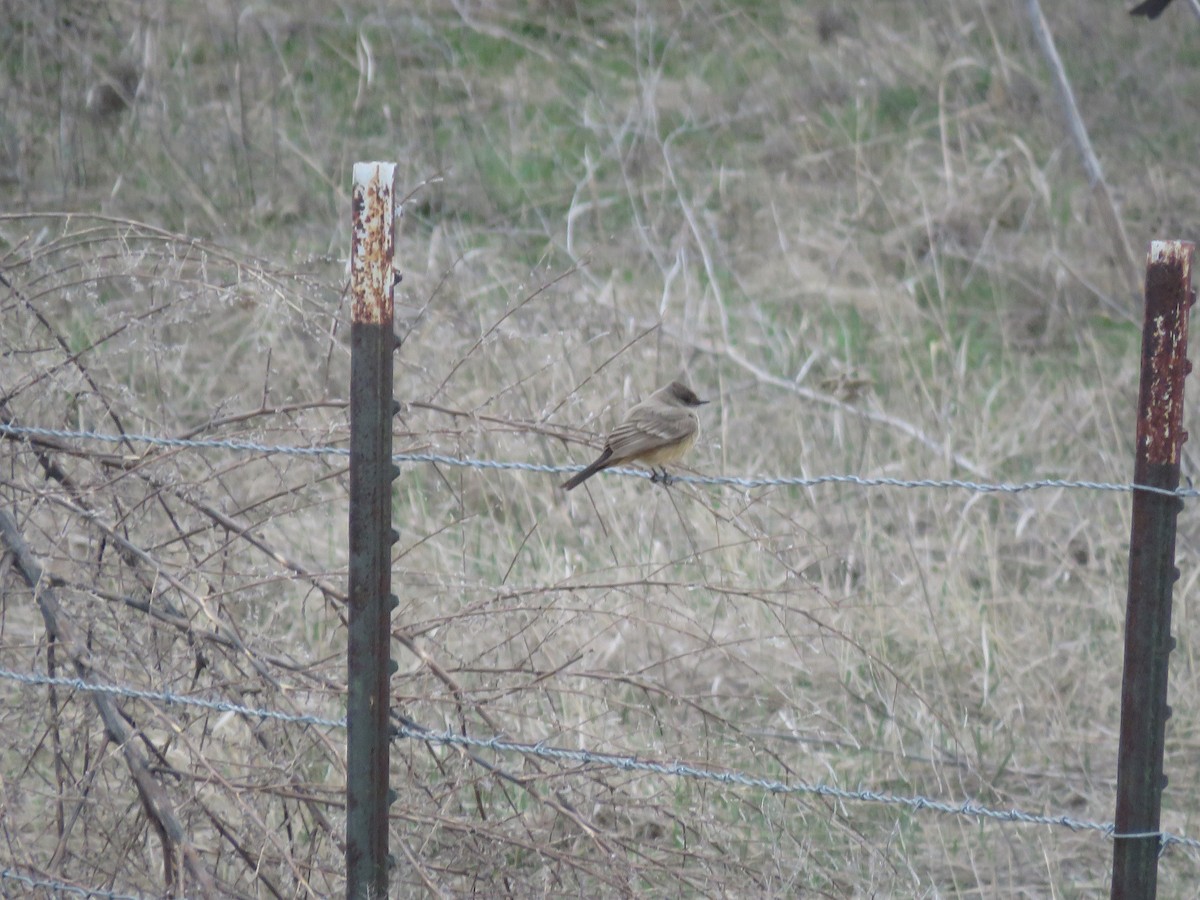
left=1, top=422, right=1193, bottom=498
left=4, top=668, right=1198, bottom=856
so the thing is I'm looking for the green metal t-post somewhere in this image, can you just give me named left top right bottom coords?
left=347, top=162, right=398, bottom=899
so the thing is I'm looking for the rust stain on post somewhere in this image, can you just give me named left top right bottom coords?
left=1137, top=243, right=1194, bottom=467
left=1112, top=240, right=1195, bottom=900
left=351, top=164, right=396, bottom=326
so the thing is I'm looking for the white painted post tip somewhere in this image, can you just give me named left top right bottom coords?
left=1145, top=240, right=1195, bottom=266
left=1147, top=240, right=1170, bottom=263
left=352, top=161, right=397, bottom=187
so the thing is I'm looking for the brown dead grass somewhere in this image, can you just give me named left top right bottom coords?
left=2, top=0, right=1199, bottom=896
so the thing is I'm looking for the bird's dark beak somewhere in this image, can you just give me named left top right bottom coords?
left=697, top=398, right=711, bottom=405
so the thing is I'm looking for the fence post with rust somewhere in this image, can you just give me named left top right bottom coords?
left=1111, top=241, right=1195, bottom=899
left=347, top=162, right=400, bottom=899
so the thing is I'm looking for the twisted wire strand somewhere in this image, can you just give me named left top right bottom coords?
left=391, top=721, right=1199, bottom=852
left=0, top=867, right=143, bottom=900
left=1, top=422, right=1191, bottom=497
left=4, top=669, right=1197, bottom=854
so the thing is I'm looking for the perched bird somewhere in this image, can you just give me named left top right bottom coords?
left=561, top=381, right=709, bottom=491
left=1130, top=0, right=1174, bottom=18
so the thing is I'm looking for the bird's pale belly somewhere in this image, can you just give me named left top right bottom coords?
left=633, top=429, right=697, bottom=466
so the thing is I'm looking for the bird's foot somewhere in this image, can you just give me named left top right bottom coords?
left=650, top=468, right=673, bottom=486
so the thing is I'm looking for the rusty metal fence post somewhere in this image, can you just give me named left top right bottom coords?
left=1111, top=241, right=1195, bottom=900
left=347, top=162, right=400, bottom=899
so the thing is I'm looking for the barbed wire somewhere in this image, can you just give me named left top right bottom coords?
left=0, top=668, right=345, bottom=729
left=0, top=422, right=349, bottom=459
left=3, top=419, right=1196, bottom=876
left=0, top=867, right=143, bottom=900
left=1, top=422, right=1193, bottom=498
left=4, top=667, right=1198, bottom=856
left=390, top=722, right=1199, bottom=854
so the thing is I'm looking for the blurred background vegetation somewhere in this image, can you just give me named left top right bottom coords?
left=2, top=1, right=1199, bottom=896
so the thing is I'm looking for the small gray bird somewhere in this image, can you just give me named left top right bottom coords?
left=561, top=381, right=709, bottom=491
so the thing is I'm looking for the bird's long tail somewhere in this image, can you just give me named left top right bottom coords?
left=561, top=448, right=614, bottom=491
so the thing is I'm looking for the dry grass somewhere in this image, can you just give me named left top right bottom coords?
left=2, top=0, right=1199, bottom=896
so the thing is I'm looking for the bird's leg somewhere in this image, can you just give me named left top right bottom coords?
left=652, top=467, right=673, bottom=485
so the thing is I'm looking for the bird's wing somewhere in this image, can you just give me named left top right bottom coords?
left=606, top=404, right=695, bottom=459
